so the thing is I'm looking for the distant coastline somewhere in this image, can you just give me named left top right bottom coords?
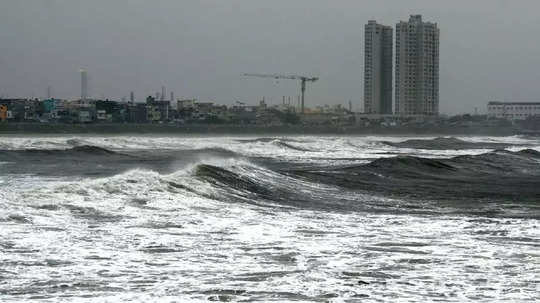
left=0, top=122, right=522, bottom=136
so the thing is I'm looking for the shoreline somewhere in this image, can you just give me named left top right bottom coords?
left=0, top=122, right=522, bottom=136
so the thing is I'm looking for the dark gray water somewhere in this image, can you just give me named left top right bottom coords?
left=1, top=135, right=539, bottom=302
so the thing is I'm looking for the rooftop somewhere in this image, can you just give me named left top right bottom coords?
left=489, top=101, right=540, bottom=105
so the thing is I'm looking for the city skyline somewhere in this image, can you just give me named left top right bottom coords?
left=2, top=1, right=540, bottom=114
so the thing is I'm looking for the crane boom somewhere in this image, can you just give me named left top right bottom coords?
left=243, top=73, right=297, bottom=80
left=243, top=73, right=319, bottom=113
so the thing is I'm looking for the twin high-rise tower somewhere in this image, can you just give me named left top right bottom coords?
left=364, top=21, right=393, bottom=114
left=364, top=15, right=440, bottom=115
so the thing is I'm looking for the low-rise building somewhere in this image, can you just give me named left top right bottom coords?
left=177, top=99, right=196, bottom=110
left=95, top=100, right=128, bottom=122
left=78, top=110, right=92, bottom=123
left=488, top=101, right=540, bottom=120
left=146, top=96, right=170, bottom=122
left=40, top=99, right=60, bottom=121
left=0, top=105, right=7, bottom=121
left=126, top=103, right=148, bottom=123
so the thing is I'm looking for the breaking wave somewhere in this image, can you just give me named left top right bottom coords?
left=8, top=147, right=538, bottom=219
left=10, top=157, right=383, bottom=216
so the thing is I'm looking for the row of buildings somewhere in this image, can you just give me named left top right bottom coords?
left=2, top=96, right=535, bottom=131
left=0, top=97, right=355, bottom=126
left=364, top=15, right=440, bottom=116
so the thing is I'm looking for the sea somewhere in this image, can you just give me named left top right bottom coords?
left=0, top=135, right=539, bottom=302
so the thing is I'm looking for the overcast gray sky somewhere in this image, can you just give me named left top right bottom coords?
left=1, top=0, right=540, bottom=114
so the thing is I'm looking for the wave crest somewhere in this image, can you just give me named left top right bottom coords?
left=381, top=137, right=512, bottom=150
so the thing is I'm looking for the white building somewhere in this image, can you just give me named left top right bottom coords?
left=364, top=20, right=393, bottom=114
left=487, top=101, right=540, bottom=120
left=177, top=99, right=196, bottom=109
left=395, top=15, right=440, bottom=116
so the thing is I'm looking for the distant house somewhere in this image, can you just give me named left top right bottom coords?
left=78, top=110, right=92, bottom=123
left=177, top=99, right=196, bottom=110
left=126, top=103, right=148, bottom=123
left=41, top=99, right=56, bottom=113
left=192, top=102, right=214, bottom=121
left=40, top=99, right=60, bottom=121
left=146, top=96, right=170, bottom=122
left=95, top=100, right=126, bottom=122
left=64, top=100, right=95, bottom=123
left=0, top=105, right=7, bottom=122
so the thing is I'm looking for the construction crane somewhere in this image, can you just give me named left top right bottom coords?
left=243, top=73, right=319, bottom=114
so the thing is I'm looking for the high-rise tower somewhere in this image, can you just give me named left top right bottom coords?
left=364, top=20, right=393, bottom=114
left=395, top=15, right=440, bottom=115
left=80, top=68, right=88, bottom=101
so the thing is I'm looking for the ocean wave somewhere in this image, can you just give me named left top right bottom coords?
left=290, top=148, right=540, bottom=208
left=234, top=137, right=320, bottom=153
left=235, top=137, right=309, bottom=144
left=381, top=137, right=513, bottom=150
left=0, top=144, right=248, bottom=178
left=5, top=146, right=540, bottom=218
left=0, top=145, right=118, bottom=157
left=66, top=138, right=93, bottom=147
left=182, top=147, right=241, bottom=158
left=195, top=164, right=273, bottom=197
left=3, top=136, right=530, bottom=162
left=9, top=157, right=359, bottom=214
left=366, top=155, right=457, bottom=171
left=271, top=140, right=316, bottom=152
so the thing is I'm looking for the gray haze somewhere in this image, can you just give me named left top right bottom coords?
left=1, top=0, right=540, bottom=114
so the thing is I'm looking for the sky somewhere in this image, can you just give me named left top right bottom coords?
left=1, top=0, right=540, bottom=114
